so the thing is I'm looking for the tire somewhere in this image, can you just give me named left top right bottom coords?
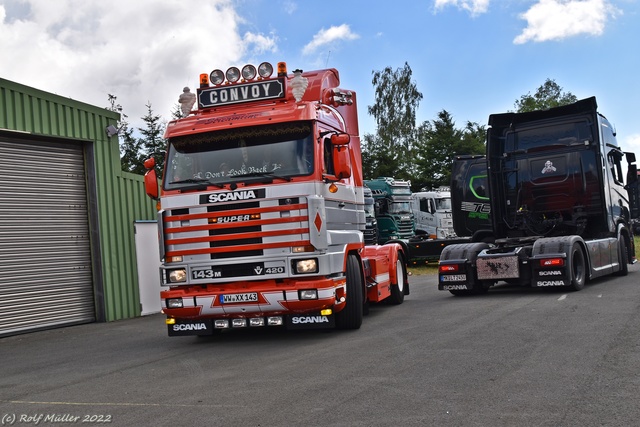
left=335, top=255, right=364, bottom=330
left=567, top=243, right=586, bottom=291
left=614, top=237, right=629, bottom=277
left=388, top=256, right=406, bottom=305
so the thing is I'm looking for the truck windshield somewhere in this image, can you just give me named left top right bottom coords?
left=435, top=198, right=452, bottom=210
left=164, top=122, right=314, bottom=190
left=388, top=201, right=412, bottom=214
left=364, top=203, right=375, bottom=218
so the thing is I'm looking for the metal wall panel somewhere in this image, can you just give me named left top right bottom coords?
left=1, top=77, right=157, bottom=329
left=0, top=138, right=95, bottom=336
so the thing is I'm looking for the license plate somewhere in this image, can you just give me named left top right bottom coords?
left=477, top=256, right=519, bottom=280
left=221, top=292, right=258, bottom=304
left=440, top=274, right=467, bottom=282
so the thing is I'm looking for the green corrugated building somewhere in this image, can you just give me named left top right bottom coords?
left=0, top=77, right=157, bottom=337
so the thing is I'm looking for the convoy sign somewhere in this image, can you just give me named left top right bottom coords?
left=198, top=78, right=285, bottom=108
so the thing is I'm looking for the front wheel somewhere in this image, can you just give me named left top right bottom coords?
left=335, top=254, right=364, bottom=330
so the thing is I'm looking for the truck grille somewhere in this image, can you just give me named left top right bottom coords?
left=163, top=197, right=309, bottom=260
left=397, top=219, right=414, bottom=237
left=364, top=226, right=377, bottom=245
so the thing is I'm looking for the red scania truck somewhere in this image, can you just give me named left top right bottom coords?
left=143, top=62, right=409, bottom=336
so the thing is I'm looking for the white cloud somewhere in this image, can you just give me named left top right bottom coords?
left=243, top=31, right=278, bottom=56
left=514, top=0, right=621, bottom=44
left=0, top=0, right=277, bottom=133
left=282, top=0, right=297, bottom=15
left=302, top=24, right=359, bottom=55
left=433, top=0, right=490, bottom=16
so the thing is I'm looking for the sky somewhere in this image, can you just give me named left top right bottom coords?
left=1, top=0, right=639, bottom=156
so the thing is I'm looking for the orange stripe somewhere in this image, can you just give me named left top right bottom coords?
left=165, top=203, right=307, bottom=222
left=166, top=240, right=312, bottom=257
left=165, top=215, right=307, bottom=233
left=166, top=227, right=308, bottom=245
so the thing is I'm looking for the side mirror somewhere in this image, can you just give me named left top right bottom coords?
left=143, top=158, right=159, bottom=200
left=332, top=145, right=351, bottom=179
left=331, top=133, right=350, bottom=146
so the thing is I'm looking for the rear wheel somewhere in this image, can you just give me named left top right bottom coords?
left=567, top=243, right=586, bottom=291
left=388, top=256, right=406, bottom=305
left=335, top=255, right=364, bottom=330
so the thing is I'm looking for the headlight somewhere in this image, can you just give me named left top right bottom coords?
left=209, top=69, right=225, bottom=85
left=258, top=62, right=273, bottom=78
left=168, top=269, right=187, bottom=283
left=241, top=64, right=257, bottom=81
left=166, top=298, right=183, bottom=308
left=226, top=67, right=240, bottom=83
left=294, top=258, right=318, bottom=274
left=299, top=289, right=318, bottom=300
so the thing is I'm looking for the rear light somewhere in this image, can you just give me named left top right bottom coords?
left=439, top=264, right=460, bottom=273
left=540, top=258, right=564, bottom=267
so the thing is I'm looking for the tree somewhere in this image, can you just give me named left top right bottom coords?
left=362, top=63, right=423, bottom=180
left=107, top=94, right=146, bottom=174
left=514, top=78, right=578, bottom=112
left=413, top=112, right=485, bottom=191
left=139, top=102, right=167, bottom=178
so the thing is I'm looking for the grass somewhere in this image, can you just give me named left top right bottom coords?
left=408, top=235, right=640, bottom=277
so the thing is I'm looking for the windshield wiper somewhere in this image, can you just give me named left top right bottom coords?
left=169, top=178, right=224, bottom=188
left=233, top=172, right=292, bottom=182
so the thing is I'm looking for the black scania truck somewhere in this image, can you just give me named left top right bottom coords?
left=439, top=97, right=638, bottom=295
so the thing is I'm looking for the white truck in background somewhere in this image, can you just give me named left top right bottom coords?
left=412, top=187, right=456, bottom=239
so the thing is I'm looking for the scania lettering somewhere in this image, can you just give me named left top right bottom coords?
left=208, top=190, right=258, bottom=203
left=539, top=270, right=562, bottom=276
left=441, top=284, right=468, bottom=291
left=439, top=97, right=638, bottom=296
left=173, top=323, right=207, bottom=331
left=292, top=316, right=330, bottom=324
left=143, top=62, right=409, bottom=337
left=537, top=281, right=565, bottom=287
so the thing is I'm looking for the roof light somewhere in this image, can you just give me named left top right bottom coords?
left=199, top=73, right=209, bottom=88
left=210, top=69, right=225, bottom=85
left=277, top=62, right=287, bottom=77
left=226, top=67, right=240, bottom=83
left=258, top=62, right=273, bottom=78
left=242, top=64, right=257, bottom=81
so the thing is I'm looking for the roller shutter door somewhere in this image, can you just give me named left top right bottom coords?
left=0, top=138, right=95, bottom=337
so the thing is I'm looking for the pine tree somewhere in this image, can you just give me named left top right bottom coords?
left=139, top=102, right=166, bottom=178
left=107, top=94, right=145, bottom=173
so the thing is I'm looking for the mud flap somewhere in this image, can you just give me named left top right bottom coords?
left=438, top=242, right=490, bottom=291
left=286, top=313, right=335, bottom=330
left=167, top=318, right=214, bottom=336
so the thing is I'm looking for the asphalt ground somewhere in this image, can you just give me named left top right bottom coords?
left=1, top=263, right=639, bottom=427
